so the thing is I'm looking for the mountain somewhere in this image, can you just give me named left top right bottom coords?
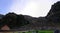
left=0, top=13, right=30, bottom=29
left=46, top=1, right=60, bottom=17
left=0, top=1, right=60, bottom=30
left=23, top=15, right=38, bottom=24
left=22, top=1, right=60, bottom=30
left=0, top=14, right=4, bottom=19
left=46, top=1, right=60, bottom=25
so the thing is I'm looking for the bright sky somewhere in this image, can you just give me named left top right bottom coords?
left=0, top=0, right=60, bottom=17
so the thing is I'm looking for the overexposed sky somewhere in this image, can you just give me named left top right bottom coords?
left=0, top=0, right=60, bottom=17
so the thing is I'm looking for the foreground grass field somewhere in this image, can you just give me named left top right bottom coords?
left=38, top=30, right=54, bottom=33
left=0, top=30, right=54, bottom=33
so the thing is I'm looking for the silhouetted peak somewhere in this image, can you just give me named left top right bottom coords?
left=46, top=1, right=60, bottom=17
left=46, top=1, right=60, bottom=23
left=52, top=1, right=60, bottom=11
left=6, top=12, right=17, bottom=16
left=55, top=1, right=60, bottom=4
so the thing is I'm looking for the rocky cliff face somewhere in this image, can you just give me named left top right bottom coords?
left=47, top=1, right=60, bottom=17
left=46, top=1, right=60, bottom=24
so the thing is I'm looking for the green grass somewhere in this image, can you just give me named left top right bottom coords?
left=38, top=30, right=53, bottom=33
left=25, top=30, right=54, bottom=33
left=36, top=30, right=54, bottom=33
left=2, top=30, right=54, bottom=33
